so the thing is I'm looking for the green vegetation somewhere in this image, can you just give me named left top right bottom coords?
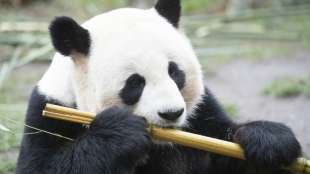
left=0, top=111, right=24, bottom=151
left=263, top=76, right=310, bottom=98
left=0, top=65, right=44, bottom=151
left=0, top=160, right=16, bottom=174
left=183, top=0, right=217, bottom=14
left=184, top=5, right=310, bottom=73
left=223, top=103, right=239, bottom=119
left=0, top=64, right=49, bottom=173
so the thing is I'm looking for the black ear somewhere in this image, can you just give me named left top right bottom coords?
left=49, top=16, right=91, bottom=56
left=155, top=0, right=181, bottom=28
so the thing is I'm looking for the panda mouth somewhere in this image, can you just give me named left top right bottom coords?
left=151, top=120, right=181, bottom=129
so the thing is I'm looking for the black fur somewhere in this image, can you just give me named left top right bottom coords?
left=17, top=87, right=301, bottom=174
left=17, top=87, right=151, bottom=174
left=155, top=0, right=181, bottom=28
left=49, top=16, right=91, bottom=56
left=233, top=121, right=301, bottom=169
left=120, top=74, right=146, bottom=105
left=168, top=61, right=185, bottom=90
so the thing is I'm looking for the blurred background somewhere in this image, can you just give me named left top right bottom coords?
left=0, top=0, right=310, bottom=173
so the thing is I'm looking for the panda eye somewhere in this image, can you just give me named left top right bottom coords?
left=127, top=74, right=145, bottom=87
left=168, top=62, right=185, bottom=90
left=169, top=63, right=178, bottom=77
left=119, top=74, right=146, bottom=105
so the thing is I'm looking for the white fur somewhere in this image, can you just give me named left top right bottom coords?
left=38, top=53, right=75, bottom=106
left=38, top=8, right=204, bottom=127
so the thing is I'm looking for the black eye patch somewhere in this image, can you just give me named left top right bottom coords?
left=119, top=74, right=146, bottom=105
left=169, top=61, right=185, bottom=89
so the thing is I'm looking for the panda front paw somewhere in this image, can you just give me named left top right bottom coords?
left=89, top=107, right=151, bottom=165
left=233, top=121, right=301, bottom=170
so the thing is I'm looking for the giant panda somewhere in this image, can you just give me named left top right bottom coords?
left=16, top=0, right=301, bottom=174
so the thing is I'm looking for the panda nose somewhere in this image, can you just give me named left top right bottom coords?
left=158, top=108, right=184, bottom=121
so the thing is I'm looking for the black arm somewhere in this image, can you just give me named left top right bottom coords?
left=16, top=87, right=151, bottom=174
left=185, top=87, right=301, bottom=174
left=186, top=88, right=237, bottom=140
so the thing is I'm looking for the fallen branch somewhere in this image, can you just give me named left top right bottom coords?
left=0, top=44, right=52, bottom=89
left=0, top=33, right=49, bottom=46
left=0, top=22, right=48, bottom=33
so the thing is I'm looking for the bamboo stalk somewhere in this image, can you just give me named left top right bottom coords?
left=42, top=104, right=310, bottom=174
left=45, top=104, right=94, bottom=119
left=150, top=126, right=245, bottom=159
left=43, top=111, right=92, bottom=124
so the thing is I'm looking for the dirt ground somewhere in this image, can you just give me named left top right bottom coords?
left=206, top=52, right=310, bottom=155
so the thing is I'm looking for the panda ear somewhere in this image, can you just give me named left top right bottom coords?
left=155, top=0, right=181, bottom=28
left=49, top=16, right=91, bottom=57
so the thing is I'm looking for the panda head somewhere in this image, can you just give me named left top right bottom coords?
left=47, top=0, right=204, bottom=128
